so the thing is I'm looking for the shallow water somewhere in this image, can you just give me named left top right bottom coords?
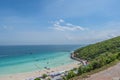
left=0, top=45, right=82, bottom=75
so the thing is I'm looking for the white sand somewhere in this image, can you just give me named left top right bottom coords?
left=0, top=61, right=80, bottom=80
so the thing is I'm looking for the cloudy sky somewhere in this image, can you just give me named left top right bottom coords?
left=0, top=0, right=120, bottom=45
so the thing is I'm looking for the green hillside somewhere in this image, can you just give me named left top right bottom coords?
left=75, top=36, right=120, bottom=61
left=64, top=36, right=120, bottom=80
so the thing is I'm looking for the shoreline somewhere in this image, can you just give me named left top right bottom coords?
left=0, top=61, right=80, bottom=80
left=71, top=52, right=88, bottom=66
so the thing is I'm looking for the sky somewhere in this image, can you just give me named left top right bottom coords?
left=0, top=0, right=120, bottom=45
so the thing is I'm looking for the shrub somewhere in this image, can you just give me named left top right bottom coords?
left=66, top=70, right=76, bottom=79
left=34, top=78, right=41, bottom=80
left=42, top=74, right=48, bottom=78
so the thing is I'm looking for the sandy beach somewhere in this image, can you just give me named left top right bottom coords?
left=0, top=61, right=80, bottom=80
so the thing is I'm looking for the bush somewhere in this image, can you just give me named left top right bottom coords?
left=62, top=76, right=67, bottom=80
left=42, top=74, right=48, bottom=78
left=78, top=66, right=84, bottom=75
left=117, top=52, right=120, bottom=60
left=34, top=78, right=41, bottom=80
left=66, top=70, right=76, bottom=79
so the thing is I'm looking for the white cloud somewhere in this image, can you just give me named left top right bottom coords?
left=59, top=19, right=64, bottom=23
left=51, top=19, right=85, bottom=31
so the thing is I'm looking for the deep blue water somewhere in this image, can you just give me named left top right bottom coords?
left=0, top=45, right=81, bottom=58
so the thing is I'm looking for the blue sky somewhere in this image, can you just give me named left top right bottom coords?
left=0, top=0, right=120, bottom=45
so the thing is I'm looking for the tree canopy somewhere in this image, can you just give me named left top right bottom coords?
left=75, top=36, right=120, bottom=61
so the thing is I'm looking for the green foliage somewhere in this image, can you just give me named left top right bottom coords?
left=34, top=78, right=41, bottom=80
left=117, top=52, right=120, bottom=60
left=77, top=52, right=119, bottom=75
left=62, top=76, right=68, bottom=80
left=78, top=64, right=93, bottom=75
left=78, top=66, right=84, bottom=75
left=61, top=36, right=120, bottom=80
left=47, top=78, right=51, bottom=80
left=66, top=70, right=76, bottom=79
left=75, top=36, right=120, bottom=61
left=70, top=36, right=120, bottom=79
left=42, top=74, right=48, bottom=79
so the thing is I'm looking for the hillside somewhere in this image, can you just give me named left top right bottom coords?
left=64, top=36, right=120, bottom=80
left=74, top=36, right=120, bottom=61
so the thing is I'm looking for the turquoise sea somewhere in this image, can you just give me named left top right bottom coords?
left=0, top=45, right=83, bottom=75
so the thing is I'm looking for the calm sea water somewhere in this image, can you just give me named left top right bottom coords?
left=0, top=45, right=83, bottom=75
